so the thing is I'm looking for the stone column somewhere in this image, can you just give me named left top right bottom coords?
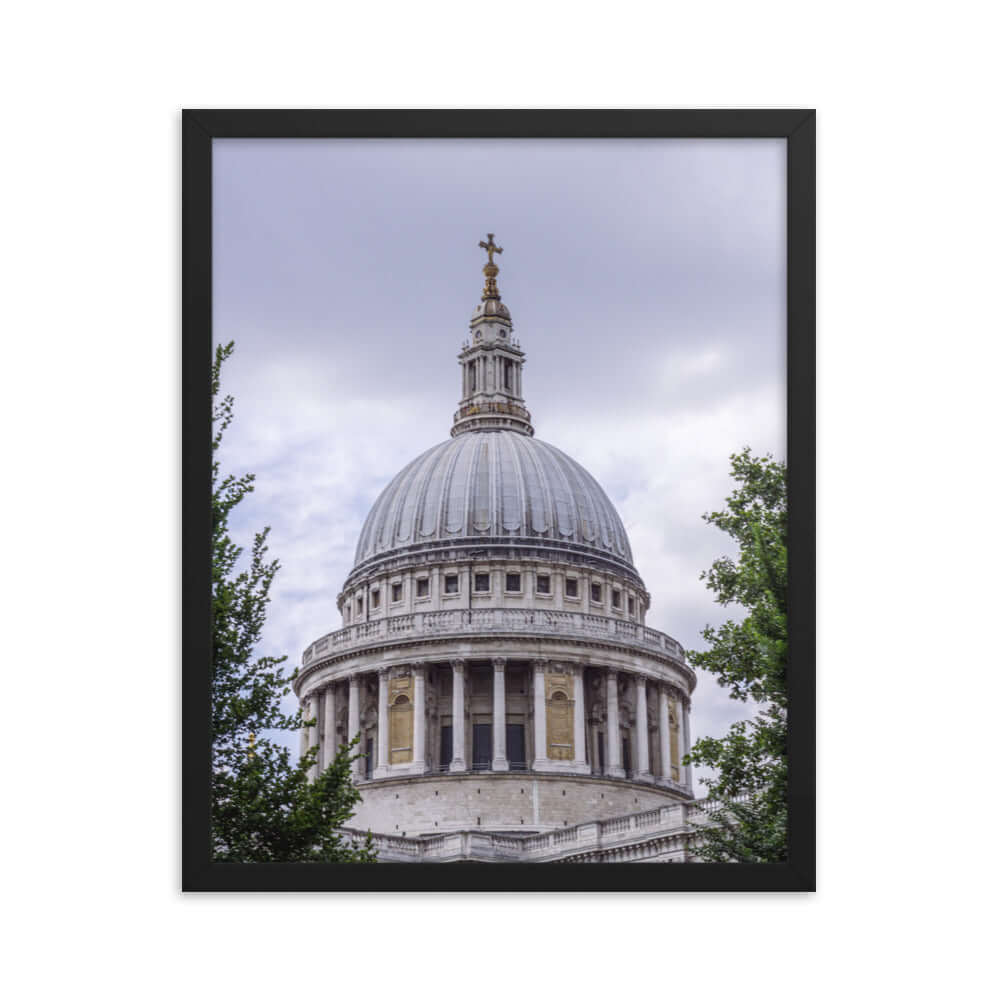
left=299, top=702, right=309, bottom=761
left=589, top=724, right=600, bottom=775
left=658, top=686, right=672, bottom=785
left=605, top=670, right=624, bottom=778
left=412, top=665, right=426, bottom=772
left=532, top=658, right=548, bottom=769
left=492, top=657, right=509, bottom=771
left=682, top=699, right=692, bottom=789
left=635, top=675, right=652, bottom=781
left=306, top=692, right=320, bottom=782
left=347, top=674, right=361, bottom=781
left=323, top=684, right=338, bottom=770
left=449, top=658, right=467, bottom=772
left=572, top=665, right=587, bottom=771
left=374, top=668, right=389, bottom=778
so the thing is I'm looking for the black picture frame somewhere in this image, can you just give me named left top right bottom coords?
left=182, top=109, right=815, bottom=892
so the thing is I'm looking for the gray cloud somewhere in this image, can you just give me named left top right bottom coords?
left=214, top=138, right=785, bottom=791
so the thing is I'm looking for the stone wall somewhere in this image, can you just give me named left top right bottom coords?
left=349, top=771, right=687, bottom=837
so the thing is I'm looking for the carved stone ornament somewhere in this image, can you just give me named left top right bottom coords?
left=492, top=656, right=506, bottom=672
left=449, top=658, right=466, bottom=674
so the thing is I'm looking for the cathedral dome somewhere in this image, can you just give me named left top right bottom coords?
left=297, top=236, right=694, bottom=849
left=353, top=431, right=634, bottom=572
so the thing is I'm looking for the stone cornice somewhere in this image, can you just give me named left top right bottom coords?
left=305, top=608, right=684, bottom=667
left=294, top=630, right=694, bottom=698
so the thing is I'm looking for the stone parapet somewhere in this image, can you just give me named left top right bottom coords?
left=303, top=608, right=684, bottom=669
left=344, top=798, right=709, bottom=863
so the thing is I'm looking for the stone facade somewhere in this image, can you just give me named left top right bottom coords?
left=293, top=237, right=698, bottom=861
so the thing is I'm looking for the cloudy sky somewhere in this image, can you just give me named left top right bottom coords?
left=213, top=138, right=786, bottom=791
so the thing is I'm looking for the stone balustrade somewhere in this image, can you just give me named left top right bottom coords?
left=343, top=799, right=709, bottom=863
left=303, top=607, right=684, bottom=667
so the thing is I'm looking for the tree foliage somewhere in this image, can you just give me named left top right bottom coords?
left=686, top=448, right=788, bottom=863
left=211, top=341, right=376, bottom=863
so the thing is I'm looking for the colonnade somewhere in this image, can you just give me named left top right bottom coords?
left=301, top=658, right=692, bottom=789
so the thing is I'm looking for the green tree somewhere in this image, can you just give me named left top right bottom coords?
left=211, top=341, right=376, bottom=863
left=685, top=448, right=787, bottom=863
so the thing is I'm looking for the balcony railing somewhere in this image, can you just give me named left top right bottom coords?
left=303, top=608, right=684, bottom=667
left=342, top=798, right=708, bottom=863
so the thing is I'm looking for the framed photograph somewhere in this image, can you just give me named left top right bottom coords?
left=183, top=110, right=815, bottom=891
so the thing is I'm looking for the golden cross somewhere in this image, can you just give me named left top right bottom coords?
left=478, top=233, right=503, bottom=264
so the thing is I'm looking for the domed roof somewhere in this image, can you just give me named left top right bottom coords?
left=354, top=430, right=634, bottom=571
left=471, top=299, right=511, bottom=321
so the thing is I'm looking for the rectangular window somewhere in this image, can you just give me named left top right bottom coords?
left=473, top=724, right=492, bottom=770
left=371, top=589, right=380, bottom=609
left=474, top=572, right=490, bottom=592
left=444, top=574, right=459, bottom=594
left=391, top=582, right=402, bottom=603
left=628, top=596, right=635, bottom=615
left=611, top=589, right=621, bottom=609
left=506, top=724, right=526, bottom=770
left=591, top=583, right=602, bottom=603
left=505, top=572, right=521, bottom=592
left=356, top=596, right=364, bottom=615
left=440, top=725, right=453, bottom=772
left=536, top=574, right=550, bottom=594
left=565, top=577, right=578, bottom=598
left=416, top=578, right=429, bottom=598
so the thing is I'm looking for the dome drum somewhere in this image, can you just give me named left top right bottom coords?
left=295, top=654, right=693, bottom=837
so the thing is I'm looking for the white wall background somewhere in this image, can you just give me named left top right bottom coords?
left=2, top=2, right=997, bottom=998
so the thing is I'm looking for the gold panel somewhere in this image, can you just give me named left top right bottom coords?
left=669, top=699, right=680, bottom=782
left=545, top=672, right=574, bottom=760
left=389, top=675, right=414, bottom=764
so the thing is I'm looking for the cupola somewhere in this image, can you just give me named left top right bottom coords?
left=452, top=234, right=534, bottom=437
